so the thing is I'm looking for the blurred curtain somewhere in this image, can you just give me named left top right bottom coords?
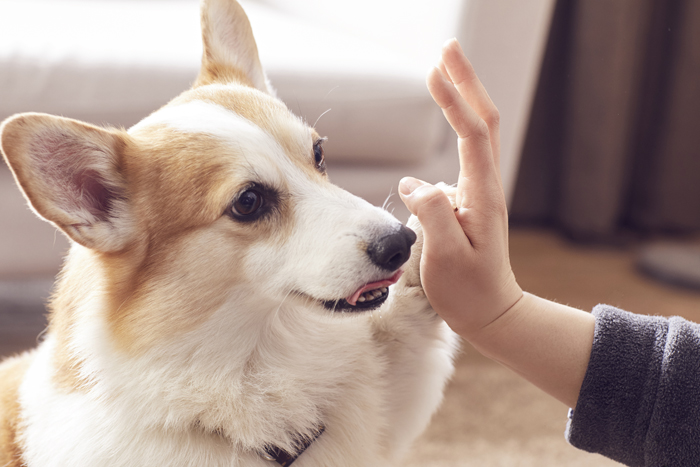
left=511, top=0, right=700, bottom=241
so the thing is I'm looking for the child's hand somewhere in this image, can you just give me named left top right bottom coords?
left=399, top=39, right=523, bottom=340
left=401, top=40, right=595, bottom=408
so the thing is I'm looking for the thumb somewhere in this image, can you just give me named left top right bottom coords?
left=399, top=177, right=466, bottom=239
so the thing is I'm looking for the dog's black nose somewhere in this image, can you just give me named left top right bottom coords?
left=367, top=225, right=417, bottom=271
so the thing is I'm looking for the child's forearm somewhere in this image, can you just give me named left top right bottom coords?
left=468, top=292, right=596, bottom=408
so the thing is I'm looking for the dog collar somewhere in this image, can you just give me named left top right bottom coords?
left=259, top=424, right=325, bottom=466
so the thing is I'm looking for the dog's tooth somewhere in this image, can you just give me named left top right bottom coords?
left=381, top=287, right=388, bottom=293
left=358, top=295, right=366, bottom=302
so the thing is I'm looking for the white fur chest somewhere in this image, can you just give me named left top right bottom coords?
left=17, top=302, right=394, bottom=467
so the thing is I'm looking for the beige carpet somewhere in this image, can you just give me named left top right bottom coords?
left=404, top=346, right=617, bottom=466
left=403, top=228, right=700, bottom=466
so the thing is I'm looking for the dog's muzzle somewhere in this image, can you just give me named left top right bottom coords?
left=323, top=225, right=416, bottom=312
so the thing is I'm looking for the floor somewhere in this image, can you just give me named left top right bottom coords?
left=2, top=228, right=700, bottom=465
left=403, top=228, right=700, bottom=466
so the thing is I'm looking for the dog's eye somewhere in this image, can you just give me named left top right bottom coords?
left=313, top=138, right=326, bottom=172
left=231, top=189, right=263, bottom=218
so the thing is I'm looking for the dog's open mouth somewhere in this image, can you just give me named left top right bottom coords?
left=322, top=270, right=403, bottom=312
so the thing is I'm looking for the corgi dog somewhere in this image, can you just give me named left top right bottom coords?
left=0, top=1, right=458, bottom=465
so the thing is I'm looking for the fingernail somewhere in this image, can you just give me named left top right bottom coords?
left=399, top=177, right=425, bottom=196
left=442, top=37, right=456, bottom=48
left=442, top=38, right=463, bottom=53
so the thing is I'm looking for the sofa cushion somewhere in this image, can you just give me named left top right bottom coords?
left=0, top=0, right=445, bottom=165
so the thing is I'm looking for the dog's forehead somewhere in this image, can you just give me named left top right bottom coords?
left=130, top=83, right=318, bottom=175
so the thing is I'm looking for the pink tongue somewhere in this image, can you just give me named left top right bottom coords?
left=346, top=270, right=403, bottom=306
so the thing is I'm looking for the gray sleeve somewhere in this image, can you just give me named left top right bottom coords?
left=565, top=305, right=700, bottom=466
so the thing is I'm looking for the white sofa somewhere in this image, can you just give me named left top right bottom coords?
left=0, top=0, right=554, bottom=279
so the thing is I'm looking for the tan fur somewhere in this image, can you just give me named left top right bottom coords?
left=49, top=286, right=86, bottom=391
left=48, top=246, right=107, bottom=392
left=195, top=61, right=257, bottom=89
left=196, top=0, right=268, bottom=92
left=171, top=86, right=324, bottom=179
left=0, top=353, right=32, bottom=467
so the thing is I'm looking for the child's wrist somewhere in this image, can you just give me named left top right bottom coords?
left=466, top=290, right=529, bottom=358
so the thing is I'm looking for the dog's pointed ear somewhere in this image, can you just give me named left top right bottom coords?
left=196, top=0, right=271, bottom=94
left=1, top=113, right=134, bottom=253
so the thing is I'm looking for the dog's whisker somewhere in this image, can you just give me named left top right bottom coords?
left=382, top=189, right=395, bottom=211
left=323, top=86, right=340, bottom=100
left=312, top=108, right=332, bottom=129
